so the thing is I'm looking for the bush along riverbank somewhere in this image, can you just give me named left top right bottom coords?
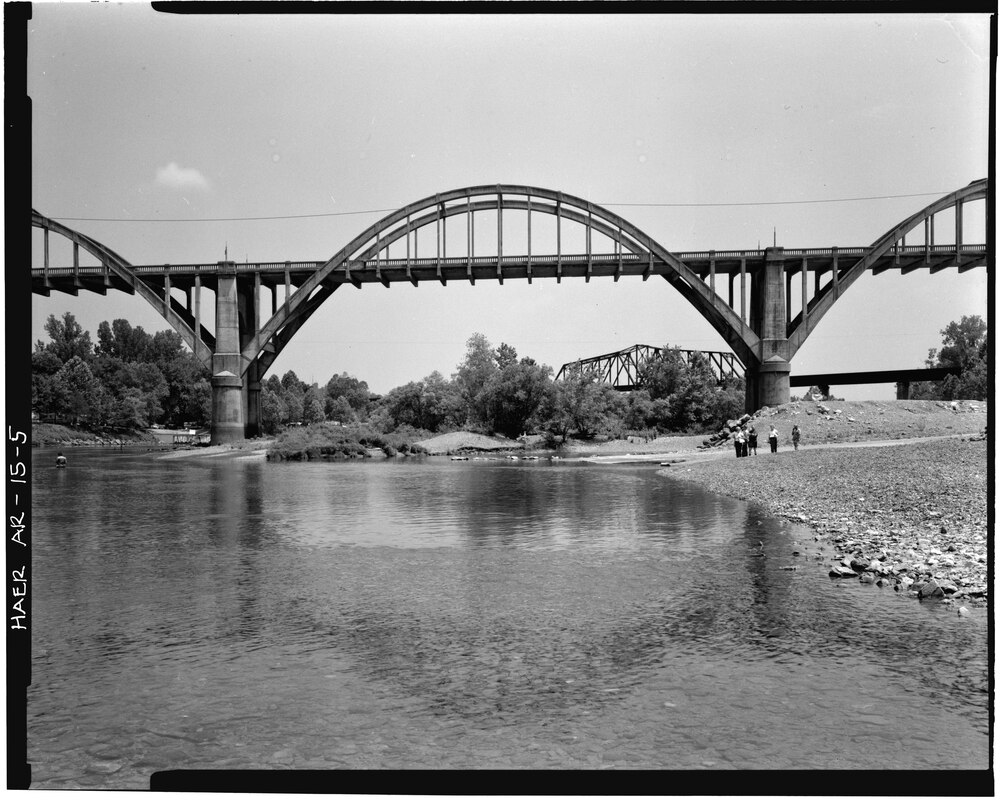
left=266, top=422, right=429, bottom=461
left=663, top=435, right=988, bottom=609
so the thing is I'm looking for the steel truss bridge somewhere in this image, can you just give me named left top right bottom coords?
left=557, top=346, right=962, bottom=397
left=556, top=345, right=742, bottom=390
left=31, top=179, right=989, bottom=442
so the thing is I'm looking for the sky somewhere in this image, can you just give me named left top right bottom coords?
left=26, top=7, right=991, bottom=400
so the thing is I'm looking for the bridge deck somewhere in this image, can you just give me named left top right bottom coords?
left=31, top=245, right=987, bottom=296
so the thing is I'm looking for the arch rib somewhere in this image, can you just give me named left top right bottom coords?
left=787, top=179, right=988, bottom=356
left=245, top=186, right=760, bottom=369
left=31, top=211, right=213, bottom=367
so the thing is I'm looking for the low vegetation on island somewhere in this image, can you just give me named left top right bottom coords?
left=265, top=422, right=429, bottom=461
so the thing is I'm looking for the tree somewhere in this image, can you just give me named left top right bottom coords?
left=545, top=374, right=625, bottom=440
left=50, top=356, right=104, bottom=425
left=282, top=390, right=303, bottom=425
left=479, top=358, right=554, bottom=438
left=109, top=387, right=153, bottom=429
left=260, top=389, right=288, bottom=435
left=637, top=348, right=689, bottom=401
left=377, top=372, right=463, bottom=432
left=622, top=390, right=655, bottom=431
left=324, top=396, right=355, bottom=425
left=31, top=350, right=65, bottom=418
left=324, top=372, right=372, bottom=416
left=96, top=319, right=152, bottom=362
left=41, top=312, right=93, bottom=364
left=494, top=342, right=519, bottom=370
left=31, top=349, right=64, bottom=376
left=931, top=315, right=988, bottom=372
left=302, top=386, right=327, bottom=424
left=281, top=370, right=307, bottom=394
left=92, top=357, right=170, bottom=426
left=912, top=315, right=988, bottom=400
left=380, top=381, right=429, bottom=430
left=420, top=371, right=464, bottom=431
left=147, top=330, right=185, bottom=367
left=454, top=333, right=499, bottom=423
left=158, top=354, right=212, bottom=426
left=185, top=378, right=213, bottom=427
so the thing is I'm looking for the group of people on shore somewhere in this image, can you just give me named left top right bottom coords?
left=733, top=424, right=800, bottom=457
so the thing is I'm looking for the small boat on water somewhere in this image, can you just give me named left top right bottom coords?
left=450, top=455, right=470, bottom=461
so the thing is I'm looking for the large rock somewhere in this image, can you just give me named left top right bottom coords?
left=850, top=557, right=870, bottom=572
left=918, top=579, right=945, bottom=599
left=829, top=565, right=858, bottom=578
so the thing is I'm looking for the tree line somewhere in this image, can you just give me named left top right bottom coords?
left=32, top=312, right=986, bottom=439
left=32, top=313, right=211, bottom=429
left=260, top=332, right=746, bottom=442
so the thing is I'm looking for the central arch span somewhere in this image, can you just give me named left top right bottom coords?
left=244, top=185, right=761, bottom=373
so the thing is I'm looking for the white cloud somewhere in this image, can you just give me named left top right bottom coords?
left=155, top=162, right=210, bottom=190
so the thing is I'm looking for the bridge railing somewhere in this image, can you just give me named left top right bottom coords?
left=33, top=243, right=984, bottom=280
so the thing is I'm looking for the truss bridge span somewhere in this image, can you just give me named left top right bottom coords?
left=556, top=345, right=743, bottom=390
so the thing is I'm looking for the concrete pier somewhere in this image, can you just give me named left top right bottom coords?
left=744, top=248, right=792, bottom=411
left=210, top=264, right=246, bottom=444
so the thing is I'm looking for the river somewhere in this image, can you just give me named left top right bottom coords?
left=25, top=447, right=990, bottom=788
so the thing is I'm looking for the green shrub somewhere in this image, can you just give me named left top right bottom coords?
left=265, top=421, right=426, bottom=461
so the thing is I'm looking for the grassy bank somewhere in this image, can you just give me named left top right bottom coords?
left=266, top=422, right=429, bottom=461
left=663, top=435, right=988, bottom=605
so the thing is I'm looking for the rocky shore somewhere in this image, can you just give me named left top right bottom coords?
left=662, top=434, right=989, bottom=608
left=31, top=423, right=157, bottom=447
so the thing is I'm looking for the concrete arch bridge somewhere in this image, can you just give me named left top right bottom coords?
left=31, top=179, right=988, bottom=443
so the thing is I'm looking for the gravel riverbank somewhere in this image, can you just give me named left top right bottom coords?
left=661, top=435, right=989, bottom=607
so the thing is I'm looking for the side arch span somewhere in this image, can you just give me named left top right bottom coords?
left=243, top=185, right=761, bottom=371
left=787, top=178, right=988, bottom=356
left=31, top=210, right=214, bottom=366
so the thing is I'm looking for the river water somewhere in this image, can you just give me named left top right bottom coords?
left=26, top=447, right=990, bottom=787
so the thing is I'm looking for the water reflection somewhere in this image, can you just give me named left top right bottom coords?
left=27, top=449, right=989, bottom=785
